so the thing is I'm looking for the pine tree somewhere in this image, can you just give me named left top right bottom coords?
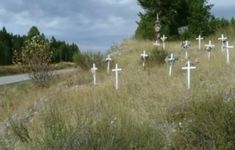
left=135, top=0, right=213, bottom=39
left=27, top=26, right=40, bottom=39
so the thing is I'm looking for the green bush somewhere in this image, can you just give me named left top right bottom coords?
left=169, top=94, right=235, bottom=149
left=149, top=47, right=169, bottom=65
left=73, top=51, right=105, bottom=70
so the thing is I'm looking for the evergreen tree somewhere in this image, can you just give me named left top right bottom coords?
left=27, top=26, right=40, bottom=39
left=135, top=0, right=213, bottom=39
left=0, top=26, right=80, bottom=65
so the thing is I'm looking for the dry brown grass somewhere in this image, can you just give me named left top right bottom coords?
left=0, top=38, right=235, bottom=149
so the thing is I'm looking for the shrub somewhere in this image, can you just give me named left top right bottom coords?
left=169, top=94, right=235, bottom=149
left=73, top=51, right=106, bottom=70
left=149, top=47, right=169, bottom=65
left=20, top=35, right=53, bottom=87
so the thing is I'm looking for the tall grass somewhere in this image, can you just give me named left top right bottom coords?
left=0, top=38, right=235, bottom=149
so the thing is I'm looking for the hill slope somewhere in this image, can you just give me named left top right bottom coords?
left=0, top=38, right=235, bottom=149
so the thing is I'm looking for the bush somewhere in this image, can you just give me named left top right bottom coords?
left=169, top=94, right=235, bottom=149
left=149, top=47, right=169, bottom=65
left=73, top=51, right=106, bottom=70
left=20, top=35, right=53, bottom=87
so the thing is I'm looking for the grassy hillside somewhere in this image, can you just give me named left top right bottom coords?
left=0, top=38, right=235, bottom=149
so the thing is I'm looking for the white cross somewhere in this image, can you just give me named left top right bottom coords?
left=224, top=41, right=234, bottom=64
left=218, top=34, right=228, bottom=52
left=196, top=35, right=204, bottom=50
left=91, top=64, right=98, bottom=85
left=182, top=40, right=190, bottom=59
left=105, top=55, right=112, bottom=73
left=160, top=34, right=167, bottom=49
left=140, top=50, right=148, bottom=67
left=182, top=61, right=196, bottom=89
left=112, top=64, right=122, bottom=90
left=166, top=53, right=176, bottom=77
left=205, top=40, right=215, bottom=60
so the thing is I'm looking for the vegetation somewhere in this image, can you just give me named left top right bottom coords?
left=135, top=0, right=235, bottom=40
left=0, top=26, right=79, bottom=65
left=170, top=95, right=235, bottom=149
left=0, top=37, right=234, bottom=149
left=20, top=35, right=53, bottom=87
left=149, top=47, right=169, bottom=65
left=73, top=51, right=113, bottom=71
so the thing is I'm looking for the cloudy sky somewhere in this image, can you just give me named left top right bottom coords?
left=0, top=0, right=234, bottom=52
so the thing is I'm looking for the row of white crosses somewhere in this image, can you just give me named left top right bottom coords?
left=217, top=34, right=234, bottom=64
left=165, top=53, right=196, bottom=89
left=91, top=55, right=122, bottom=90
left=92, top=33, right=233, bottom=90
left=195, top=34, right=234, bottom=63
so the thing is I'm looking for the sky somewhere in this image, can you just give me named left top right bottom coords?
left=0, top=0, right=234, bottom=52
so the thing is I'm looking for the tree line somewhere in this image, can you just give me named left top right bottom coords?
left=0, top=26, right=80, bottom=65
left=135, top=0, right=235, bottom=40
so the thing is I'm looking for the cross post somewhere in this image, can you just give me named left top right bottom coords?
left=105, top=55, right=112, bottom=73
left=225, top=41, right=234, bottom=64
left=205, top=40, right=215, bottom=60
left=161, top=34, right=167, bottom=50
left=196, top=35, right=203, bottom=50
left=112, top=64, right=122, bottom=90
left=91, top=64, right=98, bottom=85
left=182, top=61, right=196, bottom=89
left=218, top=34, right=228, bottom=52
left=140, top=50, right=148, bottom=67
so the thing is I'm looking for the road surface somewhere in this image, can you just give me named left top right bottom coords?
left=0, top=68, right=77, bottom=86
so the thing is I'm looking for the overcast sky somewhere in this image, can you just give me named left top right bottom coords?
left=0, top=0, right=234, bottom=52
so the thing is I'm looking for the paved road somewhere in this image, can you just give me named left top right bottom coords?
left=0, top=68, right=77, bottom=86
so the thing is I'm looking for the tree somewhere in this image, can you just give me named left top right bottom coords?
left=0, top=27, right=13, bottom=65
left=27, top=26, right=40, bottom=39
left=135, top=0, right=214, bottom=39
left=0, top=26, right=80, bottom=65
left=21, top=35, right=53, bottom=87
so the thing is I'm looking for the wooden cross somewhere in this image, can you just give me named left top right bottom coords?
left=91, top=64, right=98, bottom=85
left=140, top=50, right=148, bottom=67
left=224, top=41, right=234, bottom=64
left=160, top=34, right=167, bottom=50
left=105, top=55, right=112, bottom=73
left=182, top=61, right=196, bottom=89
left=112, top=64, right=122, bottom=90
left=196, top=35, right=204, bottom=50
left=205, top=40, right=215, bottom=60
left=218, top=34, right=228, bottom=52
